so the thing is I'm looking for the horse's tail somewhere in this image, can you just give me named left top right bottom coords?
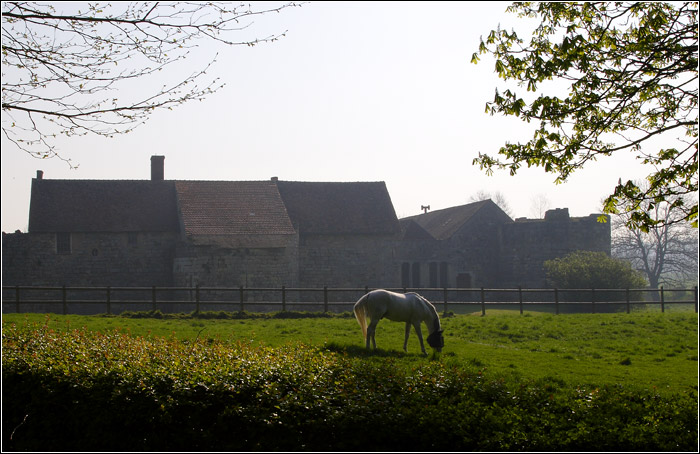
left=353, top=293, right=369, bottom=340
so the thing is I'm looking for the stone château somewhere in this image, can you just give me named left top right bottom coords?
left=2, top=156, right=610, bottom=298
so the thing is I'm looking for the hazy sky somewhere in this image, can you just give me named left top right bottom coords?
left=1, top=1, right=655, bottom=233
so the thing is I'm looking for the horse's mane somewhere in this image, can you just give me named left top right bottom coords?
left=411, top=293, right=441, bottom=332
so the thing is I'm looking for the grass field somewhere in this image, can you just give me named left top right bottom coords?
left=3, top=309, right=698, bottom=451
left=3, top=309, right=697, bottom=394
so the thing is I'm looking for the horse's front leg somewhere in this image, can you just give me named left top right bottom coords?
left=403, top=322, right=411, bottom=352
left=413, top=322, right=427, bottom=355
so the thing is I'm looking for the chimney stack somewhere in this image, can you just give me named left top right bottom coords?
left=36, top=170, right=44, bottom=180
left=151, top=155, right=165, bottom=181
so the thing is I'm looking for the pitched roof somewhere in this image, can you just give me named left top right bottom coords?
left=27, top=177, right=400, bottom=237
left=276, top=181, right=400, bottom=235
left=174, top=181, right=295, bottom=236
left=28, top=179, right=179, bottom=233
left=402, top=200, right=509, bottom=240
left=399, top=218, right=435, bottom=240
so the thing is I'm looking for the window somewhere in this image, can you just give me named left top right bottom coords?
left=56, top=233, right=71, bottom=254
left=401, top=263, right=411, bottom=288
left=440, top=262, right=449, bottom=288
left=412, top=262, right=421, bottom=288
left=429, top=262, right=438, bottom=288
left=128, top=232, right=138, bottom=245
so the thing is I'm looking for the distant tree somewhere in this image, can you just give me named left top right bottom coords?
left=544, top=250, right=647, bottom=290
left=612, top=185, right=698, bottom=288
left=2, top=1, right=299, bottom=166
left=468, top=189, right=514, bottom=218
left=471, top=2, right=698, bottom=231
left=529, top=193, right=552, bottom=219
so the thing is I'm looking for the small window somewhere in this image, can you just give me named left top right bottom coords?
left=429, top=262, right=438, bottom=288
left=56, top=233, right=71, bottom=254
left=401, top=262, right=411, bottom=288
left=412, top=262, right=421, bottom=288
left=439, top=262, right=449, bottom=288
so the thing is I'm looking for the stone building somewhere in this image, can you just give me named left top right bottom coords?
left=2, top=156, right=610, bottom=301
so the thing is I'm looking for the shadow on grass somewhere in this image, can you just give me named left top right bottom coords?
left=323, top=342, right=445, bottom=360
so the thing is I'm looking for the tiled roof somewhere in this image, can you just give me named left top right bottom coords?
left=399, top=218, right=436, bottom=240
left=28, top=179, right=179, bottom=233
left=276, top=181, right=400, bottom=235
left=27, top=178, right=400, bottom=237
left=402, top=200, right=506, bottom=240
left=174, top=181, right=295, bottom=236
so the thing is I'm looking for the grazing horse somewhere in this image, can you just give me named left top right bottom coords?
left=353, top=289, right=444, bottom=355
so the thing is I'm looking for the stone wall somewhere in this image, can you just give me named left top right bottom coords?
left=499, top=210, right=611, bottom=288
left=2, top=231, right=178, bottom=287
left=297, top=233, right=399, bottom=299
left=2, top=207, right=612, bottom=311
left=172, top=235, right=299, bottom=303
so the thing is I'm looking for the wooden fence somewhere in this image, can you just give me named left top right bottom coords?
left=2, top=285, right=698, bottom=315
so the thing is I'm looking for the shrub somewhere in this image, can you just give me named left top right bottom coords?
left=2, top=321, right=696, bottom=451
left=544, top=251, right=647, bottom=290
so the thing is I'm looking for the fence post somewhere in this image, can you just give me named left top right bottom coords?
left=324, top=286, right=329, bottom=313
left=106, top=286, right=111, bottom=315
left=443, top=287, right=448, bottom=315
left=282, top=286, right=287, bottom=312
left=152, top=286, right=157, bottom=311
left=660, top=286, right=665, bottom=313
left=195, top=285, right=200, bottom=313
left=695, top=286, right=698, bottom=314
left=626, top=288, right=630, bottom=314
left=554, top=288, right=559, bottom=315
left=518, top=286, right=523, bottom=315
left=62, top=285, right=67, bottom=315
left=15, top=285, right=20, bottom=313
left=480, top=287, right=486, bottom=316
left=239, top=286, right=244, bottom=312
left=591, top=288, right=595, bottom=314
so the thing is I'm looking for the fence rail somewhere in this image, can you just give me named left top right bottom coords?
left=2, top=285, right=698, bottom=315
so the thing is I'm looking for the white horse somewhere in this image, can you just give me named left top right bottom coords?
left=353, top=289, right=444, bottom=355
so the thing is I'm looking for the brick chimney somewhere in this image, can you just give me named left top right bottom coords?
left=151, top=155, right=165, bottom=181
left=36, top=170, right=44, bottom=180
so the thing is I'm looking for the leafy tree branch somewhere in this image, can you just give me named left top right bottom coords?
left=471, top=2, right=698, bottom=231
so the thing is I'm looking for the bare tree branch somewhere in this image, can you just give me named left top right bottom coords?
left=2, top=1, right=302, bottom=165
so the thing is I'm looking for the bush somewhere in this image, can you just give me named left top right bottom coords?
left=545, top=251, right=647, bottom=289
left=544, top=251, right=648, bottom=311
left=2, top=322, right=696, bottom=451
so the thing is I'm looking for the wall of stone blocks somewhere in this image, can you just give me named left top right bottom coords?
left=297, top=234, right=399, bottom=291
left=499, top=211, right=611, bottom=288
left=2, top=231, right=178, bottom=287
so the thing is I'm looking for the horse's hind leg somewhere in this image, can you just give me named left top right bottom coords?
left=367, top=319, right=379, bottom=349
left=403, top=322, right=411, bottom=352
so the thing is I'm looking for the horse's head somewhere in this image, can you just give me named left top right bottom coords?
left=427, top=329, right=444, bottom=352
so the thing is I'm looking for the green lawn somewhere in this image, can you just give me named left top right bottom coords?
left=3, top=309, right=697, bottom=394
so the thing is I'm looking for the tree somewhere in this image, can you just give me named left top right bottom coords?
left=2, top=1, right=299, bottom=166
left=471, top=2, right=698, bottom=232
left=529, top=192, right=552, bottom=219
left=611, top=183, right=698, bottom=288
left=468, top=189, right=514, bottom=218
